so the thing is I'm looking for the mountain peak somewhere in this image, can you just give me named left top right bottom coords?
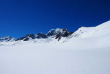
left=0, top=36, right=15, bottom=42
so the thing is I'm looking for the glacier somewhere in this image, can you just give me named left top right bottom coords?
left=0, top=20, right=110, bottom=74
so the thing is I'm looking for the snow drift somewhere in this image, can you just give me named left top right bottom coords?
left=0, top=20, right=110, bottom=74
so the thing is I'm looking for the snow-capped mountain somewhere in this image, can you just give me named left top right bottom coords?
left=0, top=36, right=15, bottom=42
left=47, top=28, right=73, bottom=36
left=16, top=34, right=35, bottom=41
left=15, top=28, right=73, bottom=41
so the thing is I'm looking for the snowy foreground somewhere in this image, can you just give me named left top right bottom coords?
left=0, top=21, right=110, bottom=74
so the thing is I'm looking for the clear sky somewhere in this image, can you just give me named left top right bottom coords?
left=0, top=0, right=110, bottom=38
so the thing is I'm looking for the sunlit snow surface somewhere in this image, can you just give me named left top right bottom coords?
left=0, top=21, right=110, bottom=74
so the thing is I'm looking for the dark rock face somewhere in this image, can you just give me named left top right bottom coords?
left=16, top=33, right=47, bottom=41
left=55, top=28, right=73, bottom=41
left=55, top=32, right=62, bottom=41
left=36, top=33, right=47, bottom=38
left=61, top=28, right=69, bottom=37
left=47, top=29, right=57, bottom=36
left=16, top=34, right=35, bottom=41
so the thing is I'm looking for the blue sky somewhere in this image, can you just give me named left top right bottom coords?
left=0, top=0, right=110, bottom=38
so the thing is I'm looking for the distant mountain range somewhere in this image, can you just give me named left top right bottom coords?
left=1, top=20, right=110, bottom=43
left=0, top=28, right=73, bottom=42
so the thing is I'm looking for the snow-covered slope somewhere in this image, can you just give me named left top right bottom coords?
left=66, top=20, right=110, bottom=49
left=0, top=21, right=110, bottom=74
left=72, top=20, right=110, bottom=38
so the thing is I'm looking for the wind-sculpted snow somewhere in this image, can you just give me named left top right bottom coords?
left=0, top=21, right=110, bottom=74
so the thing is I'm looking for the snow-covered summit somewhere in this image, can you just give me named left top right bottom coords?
left=47, top=28, right=63, bottom=36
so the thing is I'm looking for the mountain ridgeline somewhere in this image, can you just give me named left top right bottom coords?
left=0, top=28, right=74, bottom=42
